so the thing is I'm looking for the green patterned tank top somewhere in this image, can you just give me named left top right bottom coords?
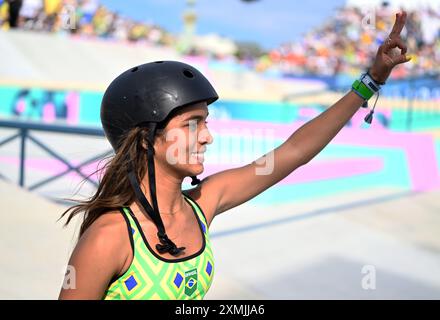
left=102, top=193, right=215, bottom=300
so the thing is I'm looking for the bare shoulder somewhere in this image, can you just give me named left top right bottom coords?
left=58, top=209, right=131, bottom=299
left=88, top=209, right=129, bottom=235
left=78, top=209, right=130, bottom=257
left=184, top=176, right=222, bottom=227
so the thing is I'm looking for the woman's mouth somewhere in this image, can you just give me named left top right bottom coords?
left=190, top=152, right=205, bottom=163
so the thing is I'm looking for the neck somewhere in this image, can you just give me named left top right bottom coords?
left=132, top=161, right=186, bottom=217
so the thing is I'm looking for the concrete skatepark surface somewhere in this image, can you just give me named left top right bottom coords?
left=1, top=178, right=439, bottom=299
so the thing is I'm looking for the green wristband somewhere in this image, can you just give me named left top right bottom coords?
left=352, top=79, right=375, bottom=100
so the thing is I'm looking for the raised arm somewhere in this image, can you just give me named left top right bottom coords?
left=193, top=11, right=411, bottom=222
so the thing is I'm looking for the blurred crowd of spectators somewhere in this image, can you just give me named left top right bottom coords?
left=0, top=1, right=439, bottom=79
left=0, top=0, right=174, bottom=45
left=260, top=3, right=440, bottom=79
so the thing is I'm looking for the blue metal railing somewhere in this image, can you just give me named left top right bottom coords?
left=0, top=118, right=113, bottom=194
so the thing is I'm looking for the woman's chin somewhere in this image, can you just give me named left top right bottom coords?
left=187, top=156, right=205, bottom=173
left=184, top=162, right=203, bottom=176
left=192, top=163, right=204, bottom=174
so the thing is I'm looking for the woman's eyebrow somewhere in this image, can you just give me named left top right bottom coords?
left=182, top=112, right=209, bottom=121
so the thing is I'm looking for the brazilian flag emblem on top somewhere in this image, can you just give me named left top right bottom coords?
left=184, top=268, right=198, bottom=296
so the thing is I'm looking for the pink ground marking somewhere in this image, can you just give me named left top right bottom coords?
left=1, top=118, right=438, bottom=191
left=197, top=157, right=384, bottom=185
left=16, top=99, right=26, bottom=113
left=207, top=119, right=440, bottom=191
left=0, top=156, right=382, bottom=187
left=42, top=103, right=56, bottom=122
left=65, top=92, right=80, bottom=124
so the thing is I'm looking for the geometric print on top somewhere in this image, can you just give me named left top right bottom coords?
left=102, top=193, right=215, bottom=300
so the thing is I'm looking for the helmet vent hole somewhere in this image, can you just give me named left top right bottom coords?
left=183, top=69, right=194, bottom=78
left=155, top=61, right=164, bottom=63
left=131, top=67, right=138, bottom=72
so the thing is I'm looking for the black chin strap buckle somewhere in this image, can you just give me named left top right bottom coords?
left=191, top=176, right=201, bottom=186
left=156, top=232, right=186, bottom=256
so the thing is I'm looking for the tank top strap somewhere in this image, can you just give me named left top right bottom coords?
left=119, top=206, right=143, bottom=246
left=182, top=193, right=209, bottom=236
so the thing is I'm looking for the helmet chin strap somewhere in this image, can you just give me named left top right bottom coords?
left=190, top=176, right=201, bottom=185
left=127, top=122, right=185, bottom=257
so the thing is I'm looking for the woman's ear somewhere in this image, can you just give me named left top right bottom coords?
left=141, top=134, right=163, bottom=151
left=155, top=128, right=167, bottom=145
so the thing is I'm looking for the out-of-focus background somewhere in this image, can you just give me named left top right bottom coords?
left=0, top=0, right=439, bottom=299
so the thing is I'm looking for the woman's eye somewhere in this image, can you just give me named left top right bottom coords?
left=185, top=120, right=208, bottom=130
left=189, top=122, right=197, bottom=131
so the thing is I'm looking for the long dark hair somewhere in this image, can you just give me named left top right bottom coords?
left=58, top=125, right=156, bottom=240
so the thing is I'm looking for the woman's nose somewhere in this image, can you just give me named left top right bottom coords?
left=199, top=127, right=213, bottom=145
